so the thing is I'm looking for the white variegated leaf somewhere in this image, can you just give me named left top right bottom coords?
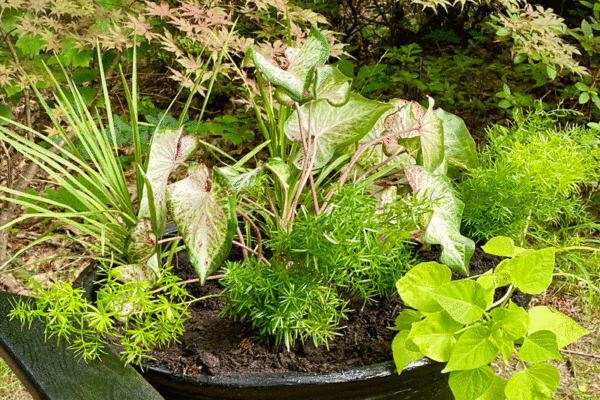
left=166, top=164, right=237, bottom=284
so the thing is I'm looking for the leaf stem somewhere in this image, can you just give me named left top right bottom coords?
left=237, top=208, right=263, bottom=262
left=489, top=284, right=514, bottom=310
left=323, top=128, right=415, bottom=207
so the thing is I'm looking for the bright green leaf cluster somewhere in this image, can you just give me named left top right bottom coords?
left=392, top=236, right=588, bottom=400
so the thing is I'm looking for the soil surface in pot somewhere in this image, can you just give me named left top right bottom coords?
left=144, top=247, right=519, bottom=377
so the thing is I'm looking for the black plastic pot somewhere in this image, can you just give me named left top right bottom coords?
left=139, top=357, right=452, bottom=400
left=73, top=224, right=453, bottom=400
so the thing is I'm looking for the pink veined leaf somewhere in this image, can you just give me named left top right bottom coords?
left=166, top=165, right=237, bottom=284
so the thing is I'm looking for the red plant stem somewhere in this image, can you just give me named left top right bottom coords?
left=240, top=196, right=276, bottom=218
left=236, top=208, right=263, bottom=262
left=287, top=102, right=320, bottom=224
left=232, top=240, right=271, bottom=266
left=357, top=145, right=407, bottom=182
left=323, top=128, right=414, bottom=207
left=235, top=226, right=248, bottom=261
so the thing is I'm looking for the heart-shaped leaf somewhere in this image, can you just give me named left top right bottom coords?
left=385, top=97, right=444, bottom=173
left=443, top=326, right=499, bottom=372
left=392, top=330, right=424, bottom=373
left=509, top=248, right=556, bottom=294
left=528, top=306, right=589, bottom=348
left=124, top=218, right=156, bottom=265
left=284, top=94, right=392, bottom=169
left=405, top=166, right=474, bottom=274
left=408, top=310, right=463, bottom=362
left=490, top=301, right=529, bottom=341
left=396, top=261, right=451, bottom=312
left=313, top=65, right=352, bottom=106
left=139, top=126, right=199, bottom=236
left=518, top=330, right=563, bottom=363
left=449, top=366, right=495, bottom=400
left=431, top=280, right=487, bottom=325
left=166, top=164, right=237, bottom=284
left=505, top=364, right=560, bottom=400
left=353, top=98, right=415, bottom=173
left=248, top=27, right=330, bottom=101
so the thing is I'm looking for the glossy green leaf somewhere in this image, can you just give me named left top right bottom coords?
left=528, top=306, right=589, bottom=348
left=396, top=261, right=451, bottom=312
left=482, top=236, right=519, bottom=258
left=476, top=271, right=495, bottom=309
left=0, top=104, right=12, bottom=121
left=443, top=326, right=499, bottom=372
left=408, top=310, right=463, bottom=362
left=313, top=65, right=352, bottom=106
left=15, top=34, right=45, bottom=57
left=284, top=94, right=392, bottom=169
left=166, top=164, right=237, bottom=284
left=434, top=108, right=478, bottom=171
left=505, top=364, right=560, bottom=400
left=431, top=280, right=487, bottom=325
left=582, top=19, right=593, bottom=38
left=476, top=375, right=507, bottom=400
left=59, top=38, right=93, bottom=68
left=392, top=309, right=423, bottom=331
left=405, top=166, right=474, bottom=274
left=448, top=365, right=495, bottom=400
left=510, top=248, right=555, bottom=294
left=490, top=301, right=529, bottom=341
left=518, top=330, right=563, bottom=363
left=392, top=330, right=424, bottom=374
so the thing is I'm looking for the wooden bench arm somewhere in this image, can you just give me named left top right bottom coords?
left=0, top=291, right=164, bottom=400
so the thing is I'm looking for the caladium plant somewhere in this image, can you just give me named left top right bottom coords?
left=127, top=27, right=480, bottom=285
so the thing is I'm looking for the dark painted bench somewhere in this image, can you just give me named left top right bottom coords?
left=0, top=290, right=164, bottom=400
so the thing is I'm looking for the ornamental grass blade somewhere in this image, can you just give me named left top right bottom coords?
left=166, top=164, right=237, bottom=284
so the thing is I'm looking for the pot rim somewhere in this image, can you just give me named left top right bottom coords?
left=139, top=357, right=437, bottom=387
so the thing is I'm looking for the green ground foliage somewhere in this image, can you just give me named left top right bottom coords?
left=459, top=107, right=600, bottom=244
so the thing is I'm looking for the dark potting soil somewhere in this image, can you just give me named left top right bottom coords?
left=143, top=246, right=519, bottom=377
